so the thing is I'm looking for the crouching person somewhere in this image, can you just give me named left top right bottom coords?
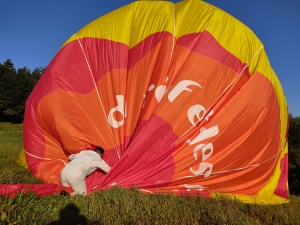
left=60, top=146, right=111, bottom=196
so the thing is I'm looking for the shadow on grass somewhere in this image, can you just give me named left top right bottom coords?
left=47, top=203, right=88, bottom=225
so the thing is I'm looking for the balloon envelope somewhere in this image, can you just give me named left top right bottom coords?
left=19, top=0, right=288, bottom=203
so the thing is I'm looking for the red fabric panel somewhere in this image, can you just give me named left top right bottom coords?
left=273, top=153, right=289, bottom=198
left=0, top=184, right=60, bottom=197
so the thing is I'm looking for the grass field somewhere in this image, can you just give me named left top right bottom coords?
left=0, top=122, right=299, bottom=224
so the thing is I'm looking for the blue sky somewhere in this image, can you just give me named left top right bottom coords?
left=0, top=0, right=299, bottom=116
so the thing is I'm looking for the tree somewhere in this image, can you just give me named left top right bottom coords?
left=0, top=59, right=15, bottom=78
left=0, top=59, right=44, bottom=123
left=0, top=59, right=17, bottom=121
left=288, top=114, right=300, bottom=195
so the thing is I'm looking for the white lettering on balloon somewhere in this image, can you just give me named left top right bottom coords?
left=187, top=126, right=219, bottom=178
left=190, top=162, right=213, bottom=177
left=187, top=104, right=206, bottom=126
left=179, top=184, right=205, bottom=191
left=186, top=126, right=219, bottom=145
left=168, top=80, right=201, bottom=102
left=155, top=85, right=167, bottom=102
left=108, top=95, right=126, bottom=128
left=107, top=79, right=219, bottom=184
left=149, top=76, right=169, bottom=103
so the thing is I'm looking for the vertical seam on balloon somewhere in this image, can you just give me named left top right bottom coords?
left=159, top=4, right=176, bottom=103
left=75, top=33, right=120, bottom=159
left=155, top=5, right=177, bottom=104
left=24, top=150, right=67, bottom=165
left=130, top=5, right=177, bottom=131
left=171, top=3, right=176, bottom=63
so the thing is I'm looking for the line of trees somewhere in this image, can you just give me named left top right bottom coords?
left=288, top=115, right=300, bottom=195
left=0, top=59, right=45, bottom=123
left=0, top=58, right=299, bottom=195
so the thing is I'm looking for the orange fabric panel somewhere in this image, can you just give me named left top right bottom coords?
left=170, top=72, right=281, bottom=196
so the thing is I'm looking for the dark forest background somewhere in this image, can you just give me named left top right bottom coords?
left=0, top=59, right=45, bottom=123
left=0, top=58, right=299, bottom=195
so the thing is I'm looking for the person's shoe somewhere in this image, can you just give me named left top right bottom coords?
left=60, top=189, right=70, bottom=196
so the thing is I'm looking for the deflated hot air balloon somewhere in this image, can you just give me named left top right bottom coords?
left=3, top=0, right=289, bottom=204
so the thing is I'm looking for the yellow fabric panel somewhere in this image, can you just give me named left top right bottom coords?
left=62, top=1, right=175, bottom=49
left=211, top=192, right=289, bottom=205
left=16, top=148, right=29, bottom=169
left=175, top=0, right=263, bottom=67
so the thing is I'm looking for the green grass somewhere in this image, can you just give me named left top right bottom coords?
left=0, top=124, right=42, bottom=184
left=0, top=122, right=300, bottom=224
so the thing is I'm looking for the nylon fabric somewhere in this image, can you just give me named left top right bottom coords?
left=1, top=0, right=288, bottom=204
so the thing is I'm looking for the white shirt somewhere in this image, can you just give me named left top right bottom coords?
left=67, top=150, right=111, bottom=177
